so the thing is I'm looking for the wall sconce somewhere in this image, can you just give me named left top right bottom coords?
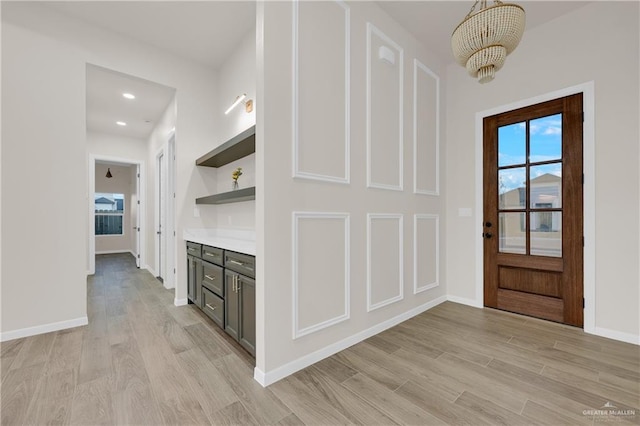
left=225, top=93, right=253, bottom=115
left=106, top=168, right=113, bottom=178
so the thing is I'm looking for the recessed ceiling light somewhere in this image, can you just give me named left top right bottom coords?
left=122, top=93, right=135, bottom=100
left=116, top=121, right=127, bottom=126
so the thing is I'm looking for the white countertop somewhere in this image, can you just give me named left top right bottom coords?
left=183, top=228, right=256, bottom=256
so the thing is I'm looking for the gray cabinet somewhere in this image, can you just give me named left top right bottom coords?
left=224, top=270, right=239, bottom=341
left=225, top=269, right=256, bottom=357
left=238, top=275, right=256, bottom=355
left=186, top=241, right=255, bottom=357
left=187, top=241, right=202, bottom=258
left=202, top=287, right=224, bottom=328
left=201, top=259, right=224, bottom=297
left=202, top=245, right=223, bottom=265
left=187, top=254, right=202, bottom=307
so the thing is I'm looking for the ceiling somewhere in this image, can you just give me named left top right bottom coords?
left=377, top=1, right=591, bottom=63
left=46, top=1, right=589, bottom=140
left=45, top=1, right=257, bottom=70
left=86, top=64, right=176, bottom=140
left=45, top=1, right=590, bottom=71
left=43, top=1, right=255, bottom=140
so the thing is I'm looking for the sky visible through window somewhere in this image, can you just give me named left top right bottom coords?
left=498, top=114, right=562, bottom=194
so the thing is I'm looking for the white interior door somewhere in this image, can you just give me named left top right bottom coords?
left=134, top=164, right=141, bottom=267
left=157, top=152, right=167, bottom=280
left=167, top=135, right=176, bottom=289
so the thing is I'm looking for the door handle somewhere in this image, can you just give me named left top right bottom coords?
left=483, top=232, right=493, bottom=239
left=485, top=222, right=492, bottom=228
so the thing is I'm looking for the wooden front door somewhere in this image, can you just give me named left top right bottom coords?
left=483, top=94, right=583, bottom=327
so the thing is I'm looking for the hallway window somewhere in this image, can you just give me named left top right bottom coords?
left=95, top=193, right=124, bottom=235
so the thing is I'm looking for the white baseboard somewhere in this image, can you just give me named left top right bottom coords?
left=447, top=295, right=483, bottom=308
left=144, top=265, right=157, bottom=277
left=253, top=295, right=448, bottom=387
left=174, top=298, right=188, bottom=307
left=254, top=367, right=267, bottom=385
left=446, top=296, right=638, bottom=346
left=95, top=249, right=132, bottom=255
left=445, top=296, right=638, bottom=345
left=0, top=316, right=88, bottom=342
left=590, top=327, right=640, bottom=345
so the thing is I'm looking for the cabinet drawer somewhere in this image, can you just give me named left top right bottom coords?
left=202, top=288, right=224, bottom=329
left=225, top=251, right=255, bottom=279
left=202, top=245, right=224, bottom=266
left=201, top=261, right=224, bottom=297
left=186, top=242, right=202, bottom=258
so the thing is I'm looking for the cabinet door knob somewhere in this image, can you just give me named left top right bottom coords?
left=205, top=303, right=216, bottom=311
left=205, top=274, right=215, bottom=281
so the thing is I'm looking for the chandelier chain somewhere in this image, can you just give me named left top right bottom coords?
left=466, top=0, right=505, bottom=18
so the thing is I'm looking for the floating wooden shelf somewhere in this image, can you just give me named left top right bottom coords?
left=196, top=125, right=255, bottom=168
left=196, top=187, right=255, bottom=205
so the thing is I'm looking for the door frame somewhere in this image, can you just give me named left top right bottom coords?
left=167, top=134, right=176, bottom=291
left=155, top=146, right=167, bottom=285
left=473, top=82, right=595, bottom=333
left=88, top=154, right=146, bottom=275
left=154, top=135, right=176, bottom=290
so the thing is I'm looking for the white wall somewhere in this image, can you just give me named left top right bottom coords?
left=130, top=165, right=139, bottom=260
left=256, top=1, right=447, bottom=384
left=147, top=97, right=173, bottom=278
left=206, top=28, right=257, bottom=231
left=1, top=2, right=220, bottom=337
left=2, top=8, right=88, bottom=336
left=445, top=2, right=639, bottom=342
left=87, top=131, right=148, bottom=162
left=94, top=163, right=134, bottom=254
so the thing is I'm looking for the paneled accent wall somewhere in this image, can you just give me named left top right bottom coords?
left=414, top=214, right=440, bottom=294
left=258, top=0, right=445, bottom=383
left=413, top=59, right=440, bottom=195
left=292, top=212, right=350, bottom=338
left=293, top=1, right=350, bottom=184
left=367, top=214, right=404, bottom=311
left=366, top=23, right=404, bottom=191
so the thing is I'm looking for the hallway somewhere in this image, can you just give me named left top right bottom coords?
left=1, top=254, right=638, bottom=425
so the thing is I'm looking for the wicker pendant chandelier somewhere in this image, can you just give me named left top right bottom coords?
left=451, top=0, right=525, bottom=83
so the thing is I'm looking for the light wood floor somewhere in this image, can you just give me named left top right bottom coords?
left=1, top=253, right=638, bottom=425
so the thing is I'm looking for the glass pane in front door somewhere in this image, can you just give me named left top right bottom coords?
left=530, top=212, right=562, bottom=257
left=498, top=122, right=526, bottom=167
left=529, top=114, right=562, bottom=162
left=530, top=163, right=562, bottom=208
left=499, top=167, right=526, bottom=209
left=497, top=113, right=564, bottom=258
left=499, top=212, right=526, bottom=254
